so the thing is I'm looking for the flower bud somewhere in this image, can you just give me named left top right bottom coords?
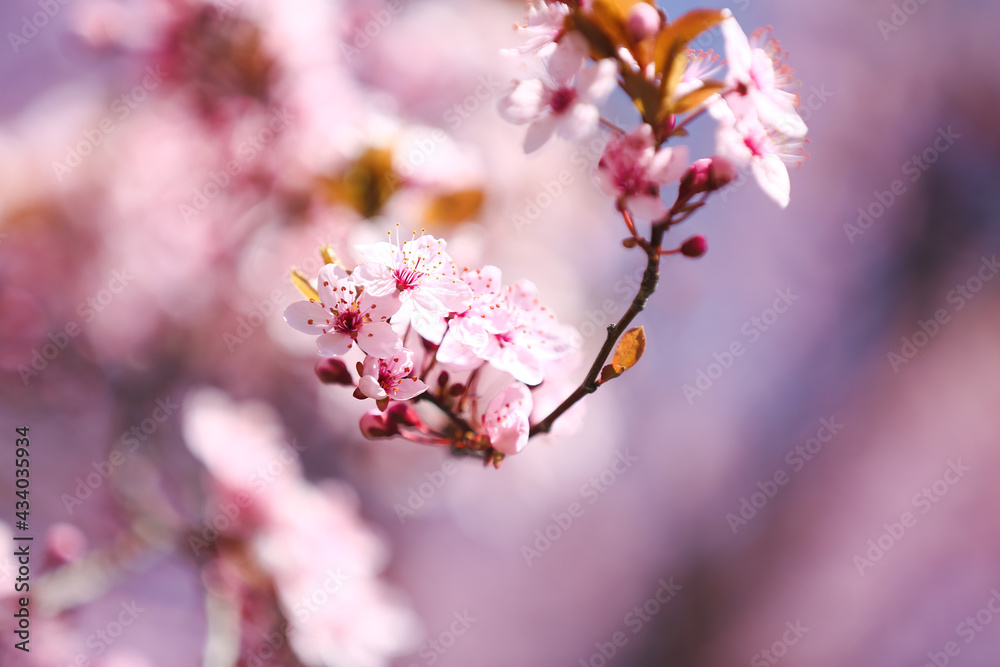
left=680, top=235, right=708, bottom=258
left=678, top=156, right=737, bottom=201
left=385, top=402, right=423, bottom=429
left=359, top=410, right=398, bottom=439
left=315, top=358, right=353, bottom=385
left=627, top=3, right=661, bottom=41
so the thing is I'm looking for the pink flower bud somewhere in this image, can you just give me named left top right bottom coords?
left=359, top=410, right=398, bottom=439
left=680, top=235, right=708, bottom=258
left=627, top=3, right=661, bottom=41
left=385, top=402, right=423, bottom=429
left=315, top=358, right=353, bottom=385
left=678, top=156, right=737, bottom=201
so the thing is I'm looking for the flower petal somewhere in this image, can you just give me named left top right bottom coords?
left=497, top=79, right=547, bottom=124
left=357, top=321, right=402, bottom=358
left=523, top=114, right=558, bottom=153
left=389, top=378, right=428, bottom=401
left=577, top=59, right=618, bottom=103
left=353, top=262, right=396, bottom=297
left=316, top=332, right=353, bottom=357
left=358, top=375, right=387, bottom=400
left=284, top=301, right=329, bottom=335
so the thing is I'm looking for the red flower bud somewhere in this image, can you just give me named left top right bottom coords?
left=315, top=358, right=353, bottom=385
left=680, top=235, right=708, bottom=258
left=359, top=410, right=398, bottom=439
left=385, top=402, right=423, bottom=429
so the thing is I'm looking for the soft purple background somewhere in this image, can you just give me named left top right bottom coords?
left=2, top=1, right=1000, bottom=666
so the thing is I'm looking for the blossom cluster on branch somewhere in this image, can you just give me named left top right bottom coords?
left=285, top=0, right=808, bottom=467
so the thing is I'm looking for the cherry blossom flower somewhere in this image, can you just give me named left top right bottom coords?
left=483, top=382, right=534, bottom=455
left=353, top=234, right=473, bottom=343
left=497, top=31, right=618, bottom=153
left=596, top=123, right=689, bottom=219
left=358, top=349, right=429, bottom=402
left=502, top=0, right=570, bottom=57
left=676, top=48, right=725, bottom=99
left=720, top=16, right=807, bottom=139
left=710, top=101, right=804, bottom=208
left=437, top=271, right=573, bottom=385
left=284, top=264, right=402, bottom=358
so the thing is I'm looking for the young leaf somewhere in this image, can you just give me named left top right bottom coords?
left=612, top=326, right=647, bottom=371
left=290, top=268, right=319, bottom=301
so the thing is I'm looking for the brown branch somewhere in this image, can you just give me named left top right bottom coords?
left=529, top=221, right=670, bottom=438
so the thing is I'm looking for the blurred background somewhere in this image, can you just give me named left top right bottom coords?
left=2, top=0, right=1000, bottom=666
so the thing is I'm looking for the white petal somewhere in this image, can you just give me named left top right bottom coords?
left=720, top=15, right=751, bottom=80
left=497, top=79, right=547, bottom=124
left=316, top=332, right=353, bottom=357
left=577, top=59, right=618, bottom=103
left=524, top=115, right=558, bottom=153
left=493, top=345, right=544, bottom=386
left=557, top=102, right=599, bottom=141
left=354, top=241, right=398, bottom=266
left=752, top=154, right=791, bottom=208
left=353, top=262, right=396, bottom=297
left=284, top=301, right=328, bottom=335
left=357, top=321, right=402, bottom=358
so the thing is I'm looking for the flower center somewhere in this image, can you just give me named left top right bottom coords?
left=549, top=87, right=576, bottom=115
left=333, top=308, right=365, bottom=336
left=394, top=266, right=423, bottom=291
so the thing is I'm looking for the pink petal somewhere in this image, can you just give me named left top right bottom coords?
left=358, top=375, right=387, bottom=400
left=389, top=378, right=428, bottom=401
left=483, top=383, right=533, bottom=455
left=284, top=301, right=328, bottom=334
left=547, top=31, right=587, bottom=85
left=359, top=290, right=402, bottom=320
left=493, top=345, right=544, bottom=386
left=647, top=145, right=689, bottom=185
left=316, top=332, right=353, bottom=357
left=357, top=321, right=402, bottom=358
left=627, top=194, right=668, bottom=222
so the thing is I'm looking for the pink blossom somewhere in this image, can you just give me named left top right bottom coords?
left=596, top=123, right=688, bottom=219
left=353, top=234, right=473, bottom=343
left=438, top=274, right=573, bottom=386
left=502, top=0, right=571, bottom=57
left=284, top=264, right=402, bottom=358
left=721, top=16, right=807, bottom=139
left=710, top=101, right=804, bottom=208
left=358, top=349, right=429, bottom=401
left=497, top=32, right=618, bottom=153
left=483, top=383, right=534, bottom=455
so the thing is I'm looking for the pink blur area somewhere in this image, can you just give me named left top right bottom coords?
left=1, top=0, right=999, bottom=666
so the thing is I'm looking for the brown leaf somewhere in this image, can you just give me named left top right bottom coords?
left=290, top=268, right=319, bottom=302
left=671, top=79, right=725, bottom=115
left=423, top=188, right=485, bottom=226
left=600, top=363, right=624, bottom=383
left=612, top=326, right=647, bottom=372
left=654, top=9, right=729, bottom=117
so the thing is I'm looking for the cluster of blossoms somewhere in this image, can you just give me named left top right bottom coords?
left=284, top=233, right=574, bottom=466
left=183, top=389, right=420, bottom=666
left=499, top=0, right=807, bottom=209
left=287, top=1, right=808, bottom=467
